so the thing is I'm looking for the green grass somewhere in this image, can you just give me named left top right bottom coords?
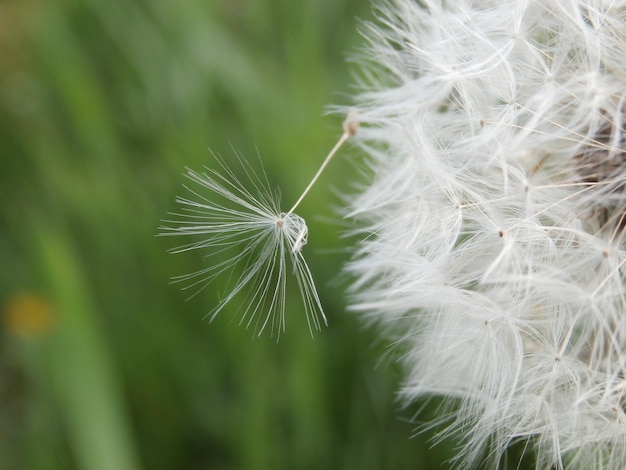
left=0, top=1, right=455, bottom=469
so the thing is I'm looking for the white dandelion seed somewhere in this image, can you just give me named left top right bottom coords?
left=160, top=115, right=357, bottom=337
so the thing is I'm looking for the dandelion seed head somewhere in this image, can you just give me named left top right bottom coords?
left=345, top=0, right=626, bottom=467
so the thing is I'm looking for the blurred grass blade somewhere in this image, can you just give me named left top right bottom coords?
left=35, top=224, right=140, bottom=470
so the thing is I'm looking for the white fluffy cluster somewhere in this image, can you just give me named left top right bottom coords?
left=346, top=1, right=626, bottom=468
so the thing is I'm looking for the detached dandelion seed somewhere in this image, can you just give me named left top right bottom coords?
left=160, top=114, right=357, bottom=337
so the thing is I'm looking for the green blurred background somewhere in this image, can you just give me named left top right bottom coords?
left=0, top=1, right=453, bottom=469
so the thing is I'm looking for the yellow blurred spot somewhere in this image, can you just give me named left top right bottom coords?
left=3, top=293, right=54, bottom=338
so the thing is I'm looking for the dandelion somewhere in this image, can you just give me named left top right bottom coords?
left=160, top=115, right=357, bottom=337
left=344, top=0, right=626, bottom=468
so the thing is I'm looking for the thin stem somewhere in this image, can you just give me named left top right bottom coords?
left=286, top=130, right=351, bottom=215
